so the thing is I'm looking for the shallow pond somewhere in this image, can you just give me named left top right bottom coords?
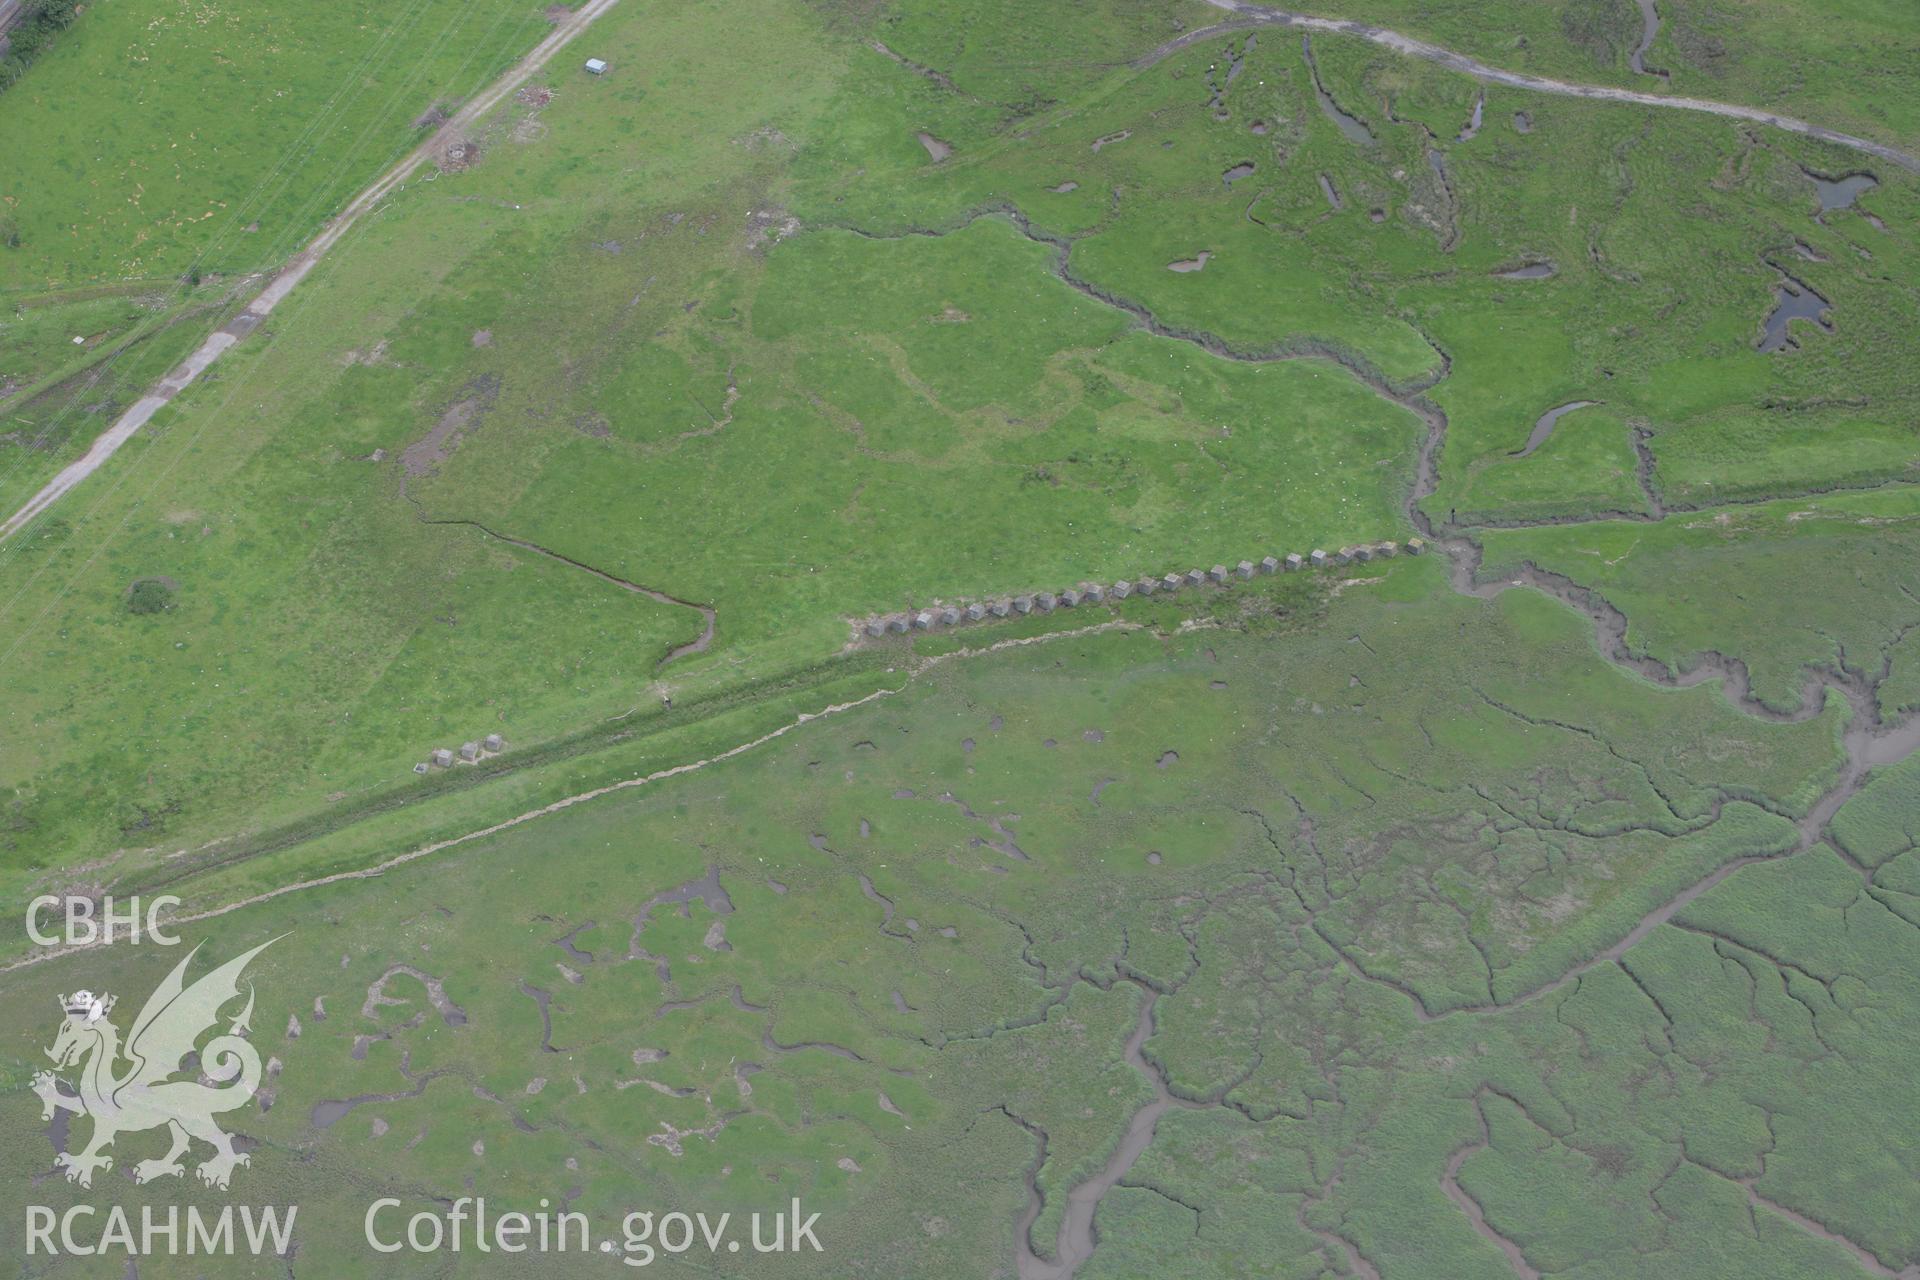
left=1805, top=169, right=1876, bottom=212
left=1514, top=400, right=1599, bottom=457
left=1304, top=35, right=1373, bottom=145
left=1629, top=0, right=1666, bottom=77
left=1456, top=93, right=1484, bottom=142
left=1757, top=278, right=1833, bottom=352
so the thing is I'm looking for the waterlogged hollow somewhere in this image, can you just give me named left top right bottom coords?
left=1513, top=401, right=1599, bottom=457
left=1456, top=92, right=1484, bottom=142
left=1757, top=277, right=1833, bottom=352
left=1805, top=168, right=1876, bottom=212
left=1628, top=0, right=1666, bottom=77
left=1304, top=35, right=1373, bottom=145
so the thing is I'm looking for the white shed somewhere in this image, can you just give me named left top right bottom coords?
left=584, top=58, right=609, bottom=75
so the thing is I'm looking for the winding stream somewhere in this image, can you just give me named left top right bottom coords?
left=1014, top=985, right=1190, bottom=1279
left=1628, top=0, right=1666, bottom=78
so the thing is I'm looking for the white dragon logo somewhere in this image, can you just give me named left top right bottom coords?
left=34, top=938, right=279, bottom=1190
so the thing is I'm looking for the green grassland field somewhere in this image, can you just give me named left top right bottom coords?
left=0, top=0, right=1917, bottom=1276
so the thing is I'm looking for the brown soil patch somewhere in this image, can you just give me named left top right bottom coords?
left=437, top=136, right=482, bottom=174
left=401, top=375, right=500, bottom=477
left=744, top=207, right=800, bottom=251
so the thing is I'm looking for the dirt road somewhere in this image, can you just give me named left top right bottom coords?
left=0, top=0, right=624, bottom=543
left=1198, top=0, right=1919, bottom=171
left=0, top=0, right=25, bottom=56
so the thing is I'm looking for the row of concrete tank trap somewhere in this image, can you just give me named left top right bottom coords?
left=857, top=538, right=1425, bottom=639
left=413, top=733, right=507, bottom=775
